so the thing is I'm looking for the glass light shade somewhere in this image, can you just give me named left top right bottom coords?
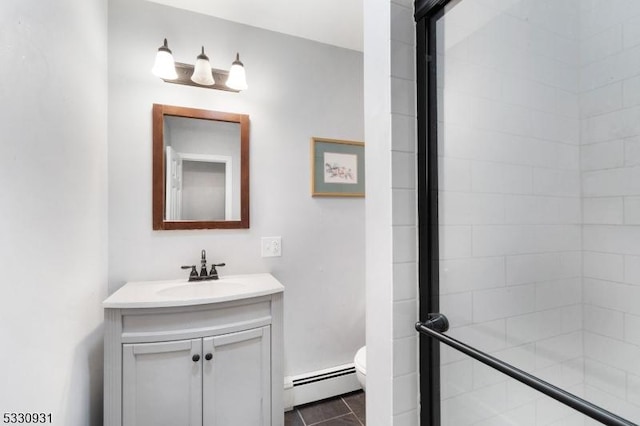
left=226, top=53, right=248, bottom=91
left=152, top=39, right=178, bottom=80
left=190, top=47, right=215, bottom=86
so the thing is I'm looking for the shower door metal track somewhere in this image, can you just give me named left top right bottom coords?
left=416, top=316, right=638, bottom=426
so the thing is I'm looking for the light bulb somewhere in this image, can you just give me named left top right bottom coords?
left=226, top=53, right=248, bottom=91
left=152, top=38, right=177, bottom=80
left=190, top=46, right=215, bottom=86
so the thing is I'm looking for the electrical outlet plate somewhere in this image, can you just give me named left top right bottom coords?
left=261, top=236, right=282, bottom=257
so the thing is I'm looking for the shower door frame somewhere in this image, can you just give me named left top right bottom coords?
left=413, top=2, right=638, bottom=426
left=415, top=1, right=454, bottom=425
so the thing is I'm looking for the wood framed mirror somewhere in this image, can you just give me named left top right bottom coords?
left=152, top=104, right=249, bottom=230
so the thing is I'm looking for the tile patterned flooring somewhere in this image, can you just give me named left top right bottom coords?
left=285, top=391, right=366, bottom=426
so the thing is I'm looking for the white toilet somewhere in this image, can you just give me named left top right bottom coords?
left=354, top=346, right=366, bottom=390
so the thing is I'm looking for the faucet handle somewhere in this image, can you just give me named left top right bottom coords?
left=209, top=263, right=225, bottom=279
left=181, top=265, right=198, bottom=279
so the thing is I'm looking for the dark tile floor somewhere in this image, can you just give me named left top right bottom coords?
left=285, top=391, right=365, bottom=426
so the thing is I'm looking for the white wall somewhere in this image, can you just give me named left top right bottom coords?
left=108, top=0, right=365, bottom=378
left=365, top=0, right=420, bottom=424
left=0, top=1, right=108, bottom=424
left=437, top=1, right=584, bottom=424
left=580, top=1, right=640, bottom=422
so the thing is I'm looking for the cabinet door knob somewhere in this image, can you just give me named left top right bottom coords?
left=205, top=353, right=213, bottom=361
left=192, top=354, right=201, bottom=362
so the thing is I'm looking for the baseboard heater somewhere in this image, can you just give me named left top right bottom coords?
left=283, top=363, right=361, bottom=410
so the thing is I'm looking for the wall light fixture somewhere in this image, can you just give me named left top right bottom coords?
left=152, top=38, right=248, bottom=92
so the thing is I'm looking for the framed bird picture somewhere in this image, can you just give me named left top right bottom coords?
left=311, top=137, right=365, bottom=197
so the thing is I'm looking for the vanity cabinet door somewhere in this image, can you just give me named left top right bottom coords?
left=203, top=326, right=271, bottom=426
left=122, top=339, right=203, bottom=426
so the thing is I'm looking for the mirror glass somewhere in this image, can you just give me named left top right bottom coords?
left=153, top=104, right=249, bottom=230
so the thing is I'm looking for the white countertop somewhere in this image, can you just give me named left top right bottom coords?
left=103, top=273, right=284, bottom=309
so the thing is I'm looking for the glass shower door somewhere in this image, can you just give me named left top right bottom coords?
left=417, top=0, right=640, bottom=424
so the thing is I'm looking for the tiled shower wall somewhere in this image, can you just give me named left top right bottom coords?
left=438, top=0, right=585, bottom=424
left=438, top=0, right=640, bottom=424
left=579, top=1, right=640, bottom=422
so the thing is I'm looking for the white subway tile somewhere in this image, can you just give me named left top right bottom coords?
left=439, top=157, right=471, bottom=192
left=580, top=25, right=623, bottom=66
left=393, top=336, right=417, bottom=377
left=440, top=256, right=505, bottom=294
left=534, top=331, right=583, bottom=369
left=439, top=226, right=472, bottom=259
left=561, top=305, right=583, bottom=334
left=501, top=74, right=557, bottom=113
left=583, top=251, right=624, bottom=281
left=473, top=404, right=535, bottom=426
left=556, top=89, right=579, bottom=118
left=583, top=225, right=640, bottom=256
left=624, top=14, right=640, bottom=49
left=471, top=162, right=533, bottom=194
left=581, top=140, right=624, bottom=170
left=506, top=309, right=564, bottom=345
left=442, top=359, right=473, bottom=398
left=473, top=225, right=581, bottom=257
left=583, top=197, right=624, bottom=224
left=391, top=113, right=416, bottom=153
left=530, top=110, right=579, bottom=144
left=555, top=143, right=580, bottom=170
left=583, top=304, right=624, bottom=339
left=392, top=189, right=416, bottom=226
left=584, top=332, right=640, bottom=376
left=392, top=373, right=418, bottom=415
left=579, top=82, right=622, bottom=117
left=391, top=77, right=415, bottom=116
left=624, top=313, right=640, bottom=346
left=624, top=136, right=640, bottom=166
left=623, top=74, right=640, bottom=107
left=584, top=167, right=640, bottom=197
left=440, top=292, right=473, bottom=326
left=391, top=40, right=415, bottom=81
left=473, top=284, right=535, bottom=322
left=535, top=278, right=582, bottom=310
left=504, top=195, right=580, bottom=225
left=583, top=105, right=640, bottom=144
left=624, top=255, right=640, bottom=286
left=393, top=262, right=417, bottom=301
left=506, top=252, right=581, bottom=286
left=439, top=192, right=505, bottom=225
left=392, top=410, right=419, bottom=426
left=393, top=299, right=417, bottom=339
left=390, top=3, right=414, bottom=45
left=506, top=380, right=539, bottom=411
left=624, top=196, right=640, bottom=225
left=628, top=373, right=640, bottom=407
left=392, top=151, right=416, bottom=189
left=441, top=382, right=507, bottom=426
left=533, top=168, right=580, bottom=197
left=392, top=225, right=416, bottom=263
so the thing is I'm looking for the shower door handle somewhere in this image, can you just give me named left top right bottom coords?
left=418, top=313, right=449, bottom=333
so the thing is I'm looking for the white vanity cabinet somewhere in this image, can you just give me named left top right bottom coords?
left=103, top=274, right=284, bottom=426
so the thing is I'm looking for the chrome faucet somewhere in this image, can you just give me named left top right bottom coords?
left=181, top=249, right=225, bottom=281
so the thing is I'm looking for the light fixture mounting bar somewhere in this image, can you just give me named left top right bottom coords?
left=161, top=62, right=240, bottom=92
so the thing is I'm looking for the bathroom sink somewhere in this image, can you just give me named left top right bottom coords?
left=157, top=279, right=246, bottom=299
left=102, top=273, right=284, bottom=308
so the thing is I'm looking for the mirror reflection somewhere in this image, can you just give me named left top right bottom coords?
left=164, top=117, right=241, bottom=221
left=153, top=104, right=250, bottom=230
